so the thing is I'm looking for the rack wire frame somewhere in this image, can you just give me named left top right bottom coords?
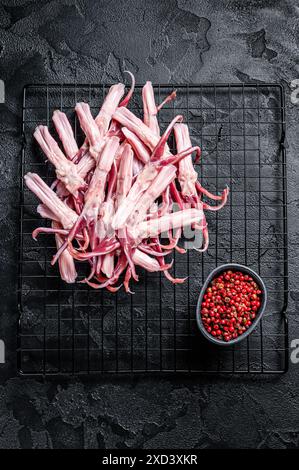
left=17, top=83, right=289, bottom=376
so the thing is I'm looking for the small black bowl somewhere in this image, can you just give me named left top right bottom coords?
left=196, top=263, right=267, bottom=346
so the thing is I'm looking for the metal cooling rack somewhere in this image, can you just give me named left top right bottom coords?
left=18, top=83, right=288, bottom=376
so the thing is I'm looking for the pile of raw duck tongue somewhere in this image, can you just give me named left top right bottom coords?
left=25, top=73, right=228, bottom=292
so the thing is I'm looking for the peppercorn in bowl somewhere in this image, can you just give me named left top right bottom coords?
left=196, top=264, right=267, bottom=346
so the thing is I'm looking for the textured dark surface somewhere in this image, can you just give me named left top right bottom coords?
left=0, top=0, right=298, bottom=449
left=19, top=82, right=288, bottom=376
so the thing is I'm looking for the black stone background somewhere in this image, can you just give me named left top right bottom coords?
left=0, top=0, right=299, bottom=449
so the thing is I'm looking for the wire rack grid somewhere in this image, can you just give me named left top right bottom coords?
left=18, top=82, right=288, bottom=376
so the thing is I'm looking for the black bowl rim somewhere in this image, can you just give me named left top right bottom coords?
left=196, top=263, right=268, bottom=346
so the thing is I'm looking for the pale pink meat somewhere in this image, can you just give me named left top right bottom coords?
left=95, top=83, right=125, bottom=136
left=75, top=102, right=103, bottom=159
left=115, top=143, right=134, bottom=208
left=128, top=164, right=177, bottom=225
left=25, top=74, right=228, bottom=290
left=122, top=127, right=150, bottom=164
left=83, top=136, right=120, bottom=223
left=34, top=126, right=85, bottom=196
left=174, top=123, right=198, bottom=197
left=24, top=173, right=78, bottom=229
left=132, top=208, right=203, bottom=241
left=53, top=221, right=77, bottom=283
left=52, top=110, right=78, bottom=159
left=142, top=81, right=160, bottom=137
